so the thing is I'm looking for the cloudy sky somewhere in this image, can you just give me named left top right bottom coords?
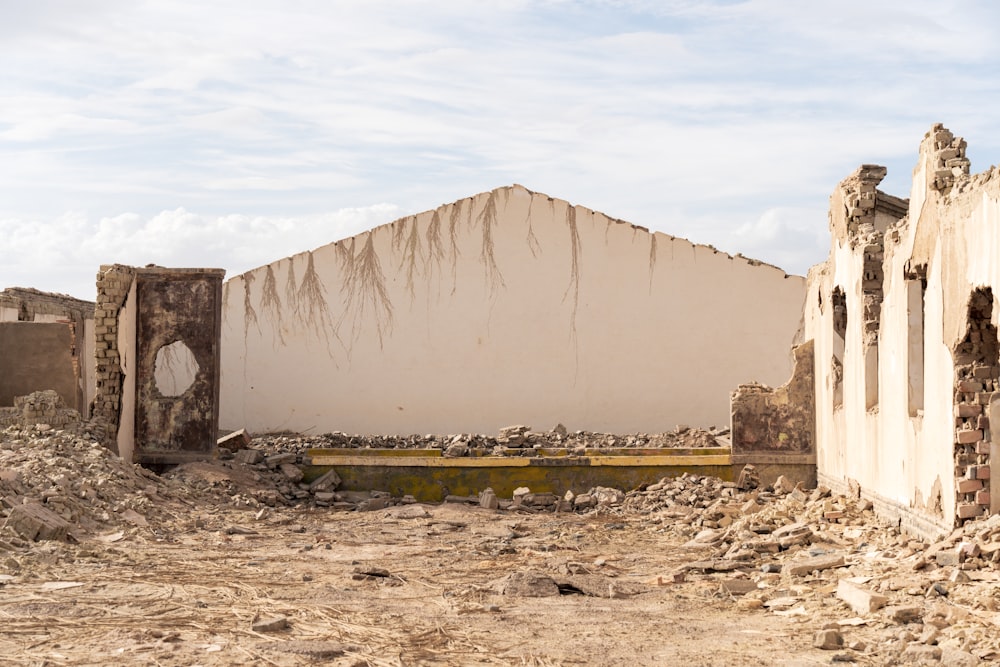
left=3, top=0, right=1000, bottom=300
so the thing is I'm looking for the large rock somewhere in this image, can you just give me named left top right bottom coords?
left=3, top=503, right=73, bottom=542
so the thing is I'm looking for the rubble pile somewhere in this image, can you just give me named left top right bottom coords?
left=622, top=473, right=1000, bottom=664
left=0, top=426, right=294, bottom=545
left=252, top=423, right=728, bottom=457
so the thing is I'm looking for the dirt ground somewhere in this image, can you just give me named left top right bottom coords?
left=0, top=500, right=853, bottom=667
left=3, top=427, right=1000, bottom=666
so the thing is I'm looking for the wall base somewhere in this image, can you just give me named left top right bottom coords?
left=818, top=471, right=952, bottom=542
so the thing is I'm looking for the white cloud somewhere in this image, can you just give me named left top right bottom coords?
left=725, top=207, right=830, bottom=276
left=0, top=204, right=402, bottom=300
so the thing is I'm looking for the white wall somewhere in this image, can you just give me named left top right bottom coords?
left=221, top=185, right=806, bottom=435
left=808, top=126, right=1000, bottom=535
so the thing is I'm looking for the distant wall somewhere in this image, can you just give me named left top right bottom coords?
left=0, top=322, right=78, bottom=409
left=0, top=288, right=95, bottom=413
left=221, top=185, right=806, bottom=435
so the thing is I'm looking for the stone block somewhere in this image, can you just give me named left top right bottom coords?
left=720, top=579, right=757, bottom=596
left=977, top=490, right=991, bottom=506
left=235, top=448, right=265, bottom=465
left=278, top=463, right=304, bottom=483
left=957, top=478, right=983, bottom=494
left=786, top=554, right=845, bottom=577
left=217, top=429, right=251, bottom=451
left=479, top=487, right=500, bottom=510
left=3, top=503, right=72, bottom=542
left=955, top=403, right=983, bottom=418
left=956, top=429, right=983, bottom=444
left=958, top=503, right=983, bottom=519
left=958, top=380, right=984, bottom=393
left=836, top=579, right=888, bottom=614
left=960, top=541, right=981, bottom=559
left=265, top=452, right=296, bottom=469
left=887, top=605, right=923, bottom=623
left=812, top=629, right=844, bottom=650
left=308, top=469, right=342, bottom=493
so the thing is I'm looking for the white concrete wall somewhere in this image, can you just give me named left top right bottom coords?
left=220, top=185, right=806, bottom=435
left=117, top=282, right=137, bottom=463
left=808, top=126, right=1000, bottom=535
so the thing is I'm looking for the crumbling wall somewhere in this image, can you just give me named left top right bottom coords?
left=807, top=124, right=1000, bottom=537
left=91, top=265, right=136, bottom=448
left=0, top=322, right=79, bottom=410
left=731, top=339, right=815, bottom=455
left=0, top=390, right=80, bottom=429
left=90, top=265, right=224, bottom=464
left=0, top=287, right=96, bottom=412
left=221, top=184, right=807, bottom=435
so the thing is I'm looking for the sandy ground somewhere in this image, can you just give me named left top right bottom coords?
left=3, top=428, right=998, bottom=666
left=0, top=500, right=885, bottom=667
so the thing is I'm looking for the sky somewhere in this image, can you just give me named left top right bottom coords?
left=3, top=0, right=1000, bottom=300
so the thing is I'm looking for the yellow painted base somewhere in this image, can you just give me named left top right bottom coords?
left=303, top=448, right=741, bottom=501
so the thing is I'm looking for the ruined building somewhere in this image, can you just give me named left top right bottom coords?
left=0, top=288, right=95, bottom=424
left=806, top=124, right=1000, bottom=537
left=15, top=124, right=1000, bottom=544
left=220, top=184, right=807, bottom=436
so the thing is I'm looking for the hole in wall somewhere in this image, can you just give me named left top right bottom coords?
left=154, top=340, right=199, bottom=397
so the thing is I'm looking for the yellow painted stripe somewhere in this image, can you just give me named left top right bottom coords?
left=308, top=455, right=732, bottom=468
left=587, top=455, right=731, bottom=467
left=309, top=456, right=533, bottom=467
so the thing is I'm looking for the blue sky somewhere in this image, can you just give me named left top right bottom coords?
left=4, top=0, right=1000, bottom=299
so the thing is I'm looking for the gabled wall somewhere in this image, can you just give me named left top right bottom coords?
left=807, top=125, right=1000, bottom=538
left=221, top=184, right=806, bottom=435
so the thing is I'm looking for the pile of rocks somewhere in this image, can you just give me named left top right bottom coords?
left=623, top=473, right=1000, bottom=664
left=0, top=425, right=184, bottom=545
left=252, top=424, right=728, bottom=458
left=0, top=425, right=299, bottom=545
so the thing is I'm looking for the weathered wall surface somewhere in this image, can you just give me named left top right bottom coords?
left=0, top=288, right=95, bottom=412
left=93, top=265, right=225, bottom=464
left=732, top=339, right=815, bottom=456
left=221, top=184, right=806, bottom=435
left=807, top=125, right=1000, bottom=537
left=0, top=322, right=78, bottom=409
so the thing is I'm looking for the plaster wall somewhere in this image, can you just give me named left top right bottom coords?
left=116, top=281, right=137, bottom=464
left=0, top=289, right=96, bottom=412
left=0, top=322, right=78, bottom=409
left=808, top=126, right=1000, bottom=536
left=221, top=185, right=806, bottom=435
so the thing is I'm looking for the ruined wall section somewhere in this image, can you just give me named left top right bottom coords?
left=0, top=287, right=96, bottom=412
left=732, top=340, right=815, bottom=454
left=90, top=265, right=136, bottom=451
left=221, top=184, right=807, bottom=435
left=809, top=124, right=1000, bottom=537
